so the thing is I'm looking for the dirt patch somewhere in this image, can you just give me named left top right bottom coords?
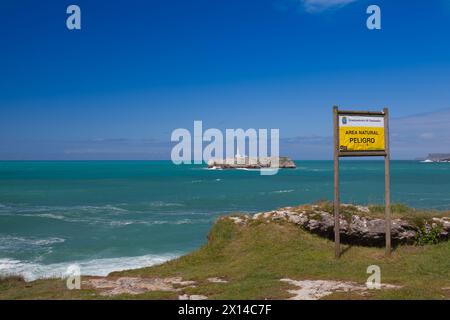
left=280, top=279, right=401, bottom=300
left=84, top=276, right=195, bottom=296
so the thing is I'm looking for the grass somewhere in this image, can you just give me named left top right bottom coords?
left=1, top=205, right=449, bottom=300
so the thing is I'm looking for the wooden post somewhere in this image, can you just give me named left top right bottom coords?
left=333, top=106, right=340, bottom=258
left=384, top=107, right=391, bottom=257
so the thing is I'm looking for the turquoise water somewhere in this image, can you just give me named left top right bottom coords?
left=0, top=160, right=449, bottom=280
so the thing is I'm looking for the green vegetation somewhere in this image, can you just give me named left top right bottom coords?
left=0, top=204, right=449, bottom=300
left=415, top=225, right=442, bottom=246
left=369, top=203, right=412, bottom=215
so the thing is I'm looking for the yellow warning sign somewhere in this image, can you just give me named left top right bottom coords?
left=339, top=115, right=385, bottom=151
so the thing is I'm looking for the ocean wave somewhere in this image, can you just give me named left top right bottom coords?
left=144, top=218, right=212, bottom=226
left=270, top=189, right=295, bottom=194
left=18, top=213, right=67, bottom=220
left=0, top=202, right=189, bottom=224
left=104, top=216, right=214, bottom=227
left=147, top=201, right=184, bottom=208
left=0, top=253, right=179, bottom=282
left=1, top=202, right=186, bottom=214
left=108, top=219, right=192, bottom=226
left=173, top=218, right=197, bottom=225
left=0, top=235, right=65, bottom=251
left=70, top=205, right=129, bottom=213
left=2, top=212, right=100, bottom=224
left=0, top=209, right=212, bottom=227
left=1, top=204, right=130, bottom=215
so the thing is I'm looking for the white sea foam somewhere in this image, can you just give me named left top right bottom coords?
left=68, top=205, right=129, bottom=213
left=271, top=189, right=295, bottom=194
left=0, top=236, right=65, bottom=251
left=2, top=213, right=210, bottom=227
left=108, top=220, right=135, bottom=226
left=148, top=201, right=184, bottom=208
left=0, top=253, right=179, bottom=282
left=173, top=219, right=195, bottom=225
left=0, top=202, right=189, bottom=220
left=20, top=213, right=67, bottom=220
left=145, top=218, right=211, bottom=225
left=6, top=204, right=130, bottom=214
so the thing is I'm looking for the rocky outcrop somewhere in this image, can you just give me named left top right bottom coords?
left=228, top=205, right=450, bottom=247
left=84, top=276, right=196, bottom=296
left=280, top=278, right=401, bottom=300
left=207, top=156, right=296, bottom=169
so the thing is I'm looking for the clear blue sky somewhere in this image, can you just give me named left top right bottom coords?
left=1, top=0, right=450, bottom=160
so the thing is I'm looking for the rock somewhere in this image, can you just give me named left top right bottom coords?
left=432, top=217, right=450, bottom=237
left=287, top=213, right=307, bottom=225
left=253, top=212, right=263, bottom=219
left=84, top=277, right=196, bottom=296
left=229, top=217, right=244, bottom=224
left=229, top=215, right=249, bottom=225
left=280, top=278, right=401, bottom=300
left=342, top=204, right=370, bottom=213
left=271, top=210, right=289, bottom=220
left=238, top=204, right=450, bottom=247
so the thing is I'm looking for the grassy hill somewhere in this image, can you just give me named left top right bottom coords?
left=1, top=204, right=450, bottom=300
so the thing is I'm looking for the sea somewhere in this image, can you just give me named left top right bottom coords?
left=0, top=160, right=449, bottom=281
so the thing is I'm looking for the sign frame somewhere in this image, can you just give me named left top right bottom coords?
left=333, top=106, right=391, bottom=258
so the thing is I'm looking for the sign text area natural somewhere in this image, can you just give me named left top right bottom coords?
left=338, top=116, right=385, bottom=152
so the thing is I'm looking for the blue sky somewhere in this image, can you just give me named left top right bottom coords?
left=1, top=0, right=450, bottom=160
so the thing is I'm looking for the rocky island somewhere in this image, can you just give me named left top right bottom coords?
left=421, top=153, right=450, bottom=162
left=207, top=156, right=296, bottom=169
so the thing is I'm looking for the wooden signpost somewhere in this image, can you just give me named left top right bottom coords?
left=333, top=106, right=391, bottom=258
